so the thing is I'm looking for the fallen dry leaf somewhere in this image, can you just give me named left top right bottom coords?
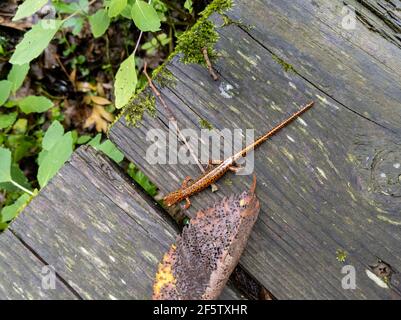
left=0, top=16, right=32, bottom=30
left=90, top=95, right=112, bottom=105
left=153, top=176, right=260, bottom=300
left=76, top=81, right=97, bottom=93
left=69, top=68, right=77, bottom=84
left=84, top=105, right=114, bottom=133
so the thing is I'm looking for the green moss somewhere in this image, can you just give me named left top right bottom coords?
left=200, top=0, right=233, bottom=18
left=221, top=14, right=253, bottom=31
left=272, top=54, right=296, bottom=73
left=224, top=178, right=233, bottom=186
left=174, top=0, right=233, bottom=65
left=336, top=249, right=348, bottom=263
left=124, top=91, right=157, bottom=127
left=175, top=20, right=219, bottom=65
left=199, top=118, right=214, bottom=130
left=152, top=66, right=176, bottom=88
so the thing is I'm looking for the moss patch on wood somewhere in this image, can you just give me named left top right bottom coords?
left=336, top=249, right=348, bottom=263
left=199, top=118, right=214, bottom=130
left=272, top=54, right=296, bottom=73
left=124, top=91, right=157, bottom=127
left=152, top=66, right=177, bottom=88
left=174, top=0, right=233, bottom=65
left=175, top=20, right=219, bottom=65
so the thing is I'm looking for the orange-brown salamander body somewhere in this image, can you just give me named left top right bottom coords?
left=164, top=101, right=315, bottom=209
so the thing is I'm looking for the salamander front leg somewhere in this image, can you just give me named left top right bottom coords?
left=209, top=159, right=223, bottom=165
left=182, top=176, right=192, bottom=188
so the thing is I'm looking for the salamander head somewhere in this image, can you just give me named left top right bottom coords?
left=164, top=191, right=184, bottom=207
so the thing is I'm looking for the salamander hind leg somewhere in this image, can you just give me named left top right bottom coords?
left=183, top=197, right=191, bottom=210
left=228, top=164, right=243, bottom=173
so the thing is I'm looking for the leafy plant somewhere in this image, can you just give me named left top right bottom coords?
left=184, top=0, right=193, bottom=13
left=141, top=33, right=171, bottom=55
left=88, top=133, right=124, bottom=163
left=0, top=0, right=206, bottom=230
left=127, top=163, right=157, bottom=196
left=0, top=119, right=124, bottom=229
left=7, top=0, right=163, bottom=110
left=0, top=147, right=33, bottom=196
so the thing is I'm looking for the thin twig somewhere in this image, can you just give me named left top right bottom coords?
left=202, top=47, right=219, bottom=81
left=53, top=53, right=76, bottom=90
left=143, top=62, right=219, bottom=191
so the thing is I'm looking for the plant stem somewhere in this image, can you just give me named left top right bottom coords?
left=132, top=0, right=153, bottom=58
left=11, top=180, right=34, bottom=196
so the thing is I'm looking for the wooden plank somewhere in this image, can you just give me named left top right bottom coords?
left=10, top=146, right=244, bottom=300
left=0, top=230, right=76, bottom=300
left=110, top=0, right=401, bottom=299
left=227, top=0, right=401, bottom=133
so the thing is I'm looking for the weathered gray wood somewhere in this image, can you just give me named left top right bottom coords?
left=228, top=0, right=401, bottom=133
left=0, top=230, right=76, bottom=300
left=110, top=0, right=401, bottom=299
left=8, top=146, right=242, bottom=300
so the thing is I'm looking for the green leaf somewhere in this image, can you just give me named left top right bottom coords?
left=12, top=0, right=48, bottom=21
left=7, top=63, right=30, bottom=93
left=42, top=121, right=64, bottom=150
left=0, top=112, right=17, bottom=129
left=89, top=9, right=110, bottom=38
left=53, top=2, right=78, bottom=14
left=127, top=163, right=157, bottom=196
left=88, top=133, right=101, bottom=146
left=38, top=121, right=65, bottom=167
left=114, top=54, right=137, bottom=109
left=0, top=163, right=31, bottom=193
left=0, top=193, right=31, bottom=223
left=0, top=147, right=12, bottom=183
left=62, top=17, right=84, bottom=36
left=7, top=134, right=36, bottom=162
left=37, top=132, right=73, bottom=188
left=120, top=4, right=132, bottom=19
left=97, top=140, right=124, bottom=163
left=77, top=135, right=92, bottom=144
left=108, top=0, right=127, bottom=17
left=77, top=0, right=89, bottom=13
left=88, top=134, right=124, bottom=163
left=131, top=0, right=160, bottom=32
left=54, top=0, right=88, bottom=14
left=18, top=96, right=54, bottom=114
left=10, top=20, right=63, bottom=65
left=184, top=0, right=193, bottom=13
left=0, top=80, right=12, bottom=106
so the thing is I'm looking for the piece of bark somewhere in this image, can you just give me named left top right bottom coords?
left=153, top=176, right=260, bottom=300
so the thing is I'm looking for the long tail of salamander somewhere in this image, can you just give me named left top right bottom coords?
left=234, top=101, right=314, bottom=159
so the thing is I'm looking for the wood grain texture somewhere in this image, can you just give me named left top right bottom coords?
left=8, top=146, right=244, bottom=300
left=0, top=230, right=76, bottom=300
left=110, top=0, right=401, bottom=299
